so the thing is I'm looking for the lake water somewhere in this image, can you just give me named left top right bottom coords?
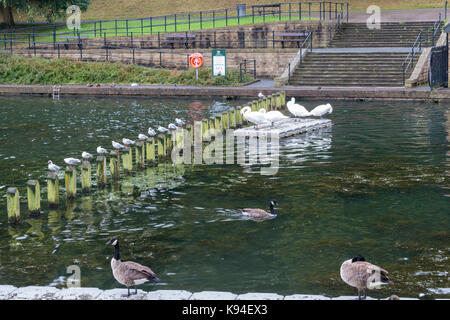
left=0, top=95, right=448, bottom=298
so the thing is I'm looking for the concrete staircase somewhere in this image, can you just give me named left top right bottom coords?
left=330, top=21, right=442, bottom=48
left=289, top=51, right=419, bottom=87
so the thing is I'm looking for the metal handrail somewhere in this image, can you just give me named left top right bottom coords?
left=402, top=30, right=423, bottom=85
left=287, top=30, right=313, bottom=84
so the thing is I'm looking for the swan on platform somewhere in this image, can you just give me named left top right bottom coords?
left=310, top=103, right=333, bottom=118
left=240, top=106, right=270, bottom=128
left=258, top=108, right=289, bottom=126
left=286, top=97, right=311, bottom=118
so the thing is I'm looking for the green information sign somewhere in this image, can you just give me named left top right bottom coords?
left=212, top=49, right=226, bottom=76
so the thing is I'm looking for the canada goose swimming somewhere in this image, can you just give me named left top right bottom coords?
left=340, top=255, right=393, bottom=300
left=241, top=200, right=279, bottom=219
left=106, top=237, right=160, bottom=297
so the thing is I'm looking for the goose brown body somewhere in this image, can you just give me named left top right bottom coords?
left=241, top=200, right=278, bottom=219
left=340, top=255, right=393, bottom=300
left=107, top=237, right=160, bottom=296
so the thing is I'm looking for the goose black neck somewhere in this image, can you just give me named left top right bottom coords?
left=113, top=242, right=120, bottom=261
left=269, top=203, right=276, bottom=215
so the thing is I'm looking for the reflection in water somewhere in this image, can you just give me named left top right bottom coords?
left=445, top=110, right=450, bottom=197
left=0, top=97, right=449, bottom=298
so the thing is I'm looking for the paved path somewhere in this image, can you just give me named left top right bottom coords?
left=0, top=285, right=424, bottom=300
left=348, top=8, right=444, bottom=23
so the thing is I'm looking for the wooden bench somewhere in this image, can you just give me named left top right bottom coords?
left=60, top=36, right=89, bottom=50
left=273, top=32, right=309, bottom=48
left=161, top=34, right=196, bottom=49
left=252, top=4, right=281, bottom=17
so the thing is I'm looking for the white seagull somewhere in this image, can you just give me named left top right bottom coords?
left=112, top=141, right=125, bottom=151
left=310, top=103, right=333, bottom=118
left=157, top=126, right=168, bottom=134
left=148, top=127, right=157, bottom=137
left=286, top=97, right=312, bottom=118
left=97, top=146, right=108, bottom=154
left=122, top=138, right=135, bottom=146
left=168, top=123, right=177, bottom=130
left=138, top=133, right=148, bottom=141
left=240, top=106, right=270, bottom=128
left=259, top=108, right=289, bottom=126
left=175, top=118, right=185, bottom=127
left=82, top=151, right=93, bottom=159
left=47, top=160, right=61, bottom=172
left=258, top=92, right=265, bottom=99
left=64, top=157, right=81, bottom=168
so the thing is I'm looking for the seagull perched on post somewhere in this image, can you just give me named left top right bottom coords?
left=168, top=123, right=177, bottom=131
left=258, top=92, right=265, bottom=99
left=97, top=146, right=108, bottom=155
left=64, top=157, right=81, bottom=169
left=47, top=160, right=61, bottom=172
left=112, top=141, right=125, bottom=152
left=138, top=133, right=148, bottom=141
left=82, top=151, right=93, bottom=160
left=122, top=138, right=135, bottom=146
left=148, top=127, right=157, bottom=137
left=157, top=126, right=168, bottom=134
left=175, top=118, right=185, bottom=127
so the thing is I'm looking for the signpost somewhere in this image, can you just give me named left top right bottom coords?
left=189, top=53, right=204, bottom=82
left=212, top=49, right=226, bottom=76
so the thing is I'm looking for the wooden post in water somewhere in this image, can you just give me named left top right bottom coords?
left=146, top=138, right=156, bottom=164
left=202, top=119, right=209, bottom=141
left=110, top=151, right=121, bottom=180
left=229, top=108, right=236, bottom=129
left=262, top=98, right=268, bottom=112
left=123, top=147, right=133, bottom=174
left=222, top=112, right=230, bottom=130
left=186, top=124, right=193, bottom=146
left=65, top=167, right=77, bottom=199
left=269, top=95, right=276, bottom=110
left=280, top=91, right=286, bottom=106
left=276, top=93, right=282, bottom=109
left=47, top=174, right=59, bottom=208
left=215, top=114, right=223, bottom=133
left=166, top=131, right=174, bottom=158
left=81, top=160, right=92, bottom=194
left=157, top=134, right=166, bottom=159
left=26, top=179, right=40, bottom=216
left=96, top=155, right=107, bottom=188
left=7, top=187, right=20, bottom=224
left=235, top=106, right=243, bottom=127
left=135, top=141, right=144, bottom=169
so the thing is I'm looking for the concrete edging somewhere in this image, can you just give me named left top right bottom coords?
left=0, top=285, right=439, bottom=300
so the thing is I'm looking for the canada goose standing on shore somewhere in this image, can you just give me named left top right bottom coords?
left=340, top=255, right=393, bottom=300
left=106, top=237, right=160, bottom=297
left=241, top=200, right=279, bottom=219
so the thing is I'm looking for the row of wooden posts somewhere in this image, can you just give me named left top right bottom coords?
left=6, top=91, right=286, bottom=224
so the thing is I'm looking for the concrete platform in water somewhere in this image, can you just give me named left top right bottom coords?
left=234, top=118, right=332, bottom=138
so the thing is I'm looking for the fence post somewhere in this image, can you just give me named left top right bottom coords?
left=347, top=3, right=349, bottom=23
left=53, top=24, right=56, bottom=49
left=141, top=18, right=144, bottom=35
left=165, top=15, right=167, bottom=32
left=299, top=2, right=302, bottom=21
left=252, top=6, right=255, bottom=24
left=253, top=59, right=256, bottom=78
left=132, top=48, right=135, bottom=64
left=288, top=63, right=291, bottom=84
left=126, top=19, right=129, bottom=37
left=213, top=11, right=215, bottom=28
left=174, top=14, right=177, bottom=32
left=160, top=51, right=162, bottom=67
left=150, top=17, right=152, bottom=34
left=10, top=31, right=12, bottom=53
left=131, top=32, right=134, bottom=48
left=188, top=14, right=191, bottom=30
left=100, top=20, right=102, bottom=35
left=200, top=11, right=203, bottom=29
left=115, top=20, right=118, bottom=36
left=58, top=44, right=60, bottom=58
left=289, top=3, right=292, bottom=20
left=226, top=9, right=228, bottom=26
left=95, top=21, right=97, bottom=37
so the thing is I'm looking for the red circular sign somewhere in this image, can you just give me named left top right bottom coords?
left=189, top=53, right=204, bottom=69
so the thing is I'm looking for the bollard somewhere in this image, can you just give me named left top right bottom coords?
left=157, top=134, right=166, bottom=159
left=65, top=167, right=77, bottom=199
left=26, top=179, right=40, bottom=216
left=251, top=100, right=258, bottom=112
left=7, top=187, right=20, bottom=224
left=96, top=155, right=107, bottom=188
left=47, top=173, right=59, bottom=208
left=123, top=147, right=133, bottom=174
left=269, top=95, right=276, bottom=110
left=110, top=151, right=121, bottom=180
left=186, top=124, right=193, bottom=146
left=235, top=106, right=243, bottom=127
left=166, top=132, right=174, bottom=158
left=280, top=91, right=286, bottom=106
left=81, top=160, right=92, bottom=194
left=262, top=98, right=268, bottom=112
left=135, top=141, right=145, bottom=169
left=146, top=138, right=156, bottom=164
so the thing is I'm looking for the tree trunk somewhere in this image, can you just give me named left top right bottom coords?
left=0, top=6, right=15, bottom=27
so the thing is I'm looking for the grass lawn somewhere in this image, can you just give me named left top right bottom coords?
left=0, top=53, right=254, bottom=86
left=2, top=13, right=319, bottom=45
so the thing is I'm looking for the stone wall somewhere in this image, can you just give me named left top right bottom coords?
left=15, top=48, right=298, bottom=78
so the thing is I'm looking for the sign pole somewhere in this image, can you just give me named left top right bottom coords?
left=196, top=69, right=198, bottom=82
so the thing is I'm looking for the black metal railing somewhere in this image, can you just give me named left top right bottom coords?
left=401, top=0, right=447, bottom=85
left=239, top=59, right=257, bottom=82
left=0, top=1, right=349, bottom=48
left=287, top=31, right=313, bottom=84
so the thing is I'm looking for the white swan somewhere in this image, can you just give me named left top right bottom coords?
left=310, top=103, right=333, bottom=118
left=258, top=108, right=289, bottom=126
left=286, top=97, right=311, bottom=118
left=240, top=106, right=270, bottom=128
